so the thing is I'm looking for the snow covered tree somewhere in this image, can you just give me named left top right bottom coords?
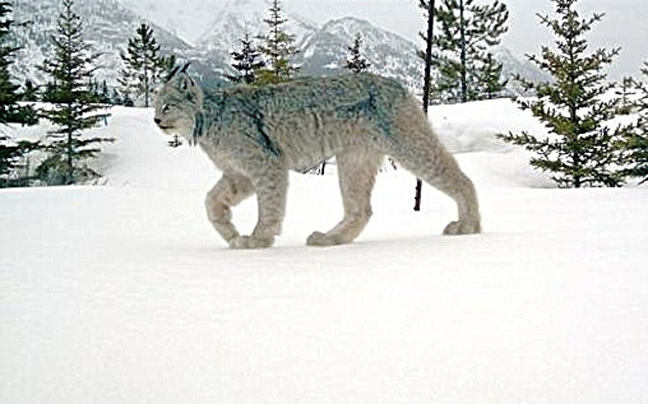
left=0, top=1, right=36, bottom=124
left=255, top=0, right=300, bottom=85
left=227, top=30, right=265, bottom=85
left=0, top=1, right=39, bottom=187
left=345, top=33, right=371, bottom=74
left=0, top=134, right=39, bottom=187
left=498, top=0, right=632, bottom=188
left=38, top=0, right=112, bottom=185
left=120, top=23, right=166, bottom=107
left=21, top=79, right=39, bottom=102
left=429, top=0, right=509, bottom=103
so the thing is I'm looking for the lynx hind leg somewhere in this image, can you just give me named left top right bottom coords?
left=393, top=107, right=481, bottom=235
left=307, top=149, right=383, bottom=247
left=205, top=173, right=254, bottom=246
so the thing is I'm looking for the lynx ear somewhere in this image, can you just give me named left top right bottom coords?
left=166, top=62, right=192, bottom=82
left=179, top=75, right=196, bottom=91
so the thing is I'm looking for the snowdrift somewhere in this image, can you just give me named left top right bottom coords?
left=1, top=100, right=647, bottom=404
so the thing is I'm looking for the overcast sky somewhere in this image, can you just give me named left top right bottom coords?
left=284, top=0, right=648, bottom=79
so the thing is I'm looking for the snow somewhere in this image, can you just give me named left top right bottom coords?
left=2, top=100, right=648, bottom=404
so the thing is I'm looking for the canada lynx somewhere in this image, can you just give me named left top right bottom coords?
left=154, top=65, right=480, bottom=248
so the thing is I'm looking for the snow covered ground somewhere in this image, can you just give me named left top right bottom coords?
left=1, top=101, right=647, bottom=404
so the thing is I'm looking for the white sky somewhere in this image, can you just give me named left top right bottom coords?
left=284, top=0, right=648, bottom=79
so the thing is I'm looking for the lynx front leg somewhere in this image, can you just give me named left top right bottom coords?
left=229, top=167, right=288, bottom=249
left=205, top=173, right=254, bottom=246
left=307, top=150, right=382, bottom=247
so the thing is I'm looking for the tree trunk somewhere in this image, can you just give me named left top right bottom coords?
left=415, top=0, right=436, bottom=211
left=459, top=0, right=468, bottom=103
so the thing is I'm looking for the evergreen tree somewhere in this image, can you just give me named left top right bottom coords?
left=614, top=76, right=638, bottom=115
left=256, top=0, right=300, bottom=85
left=21, top=79, right=39, bottom=101
left=345, top=33, right=371, bottom=74
left=41, top=81, right=58, bottom=103
left=0, top=134, right=38, bottom=187
left=622, top=62, right=648, bottom=184
left=0, top=1, right=38, bottom=187
left=38, top=0, right=112, bottom=186
left=227, top=30, right=265, bottom=85
left=498, top=0, right=632, bottom=188
left=160, top=53, right=177, bottom=80
left=476, top=52, right=508, bottom=100
left=430, top=0, right=509, bottom=103
left=120, top=23, right=166, bottom=107
left=0, top=1, right=36, bottom=124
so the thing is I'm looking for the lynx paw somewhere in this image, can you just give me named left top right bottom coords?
left=306, top=231, right=345, bottom=247
left=443, top=220, right=481, bottom=236
left=228, top=235, right=275, bottom=249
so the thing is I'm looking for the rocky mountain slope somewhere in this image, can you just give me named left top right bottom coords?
left=8, top=0, right=542, bottom=97
left=10, top=0, right=190, bottom=86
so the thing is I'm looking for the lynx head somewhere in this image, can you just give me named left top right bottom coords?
left=154, top=63, right=205, bottom=145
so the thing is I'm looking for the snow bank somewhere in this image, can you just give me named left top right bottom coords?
left=1, top=100, right=647, bottom=404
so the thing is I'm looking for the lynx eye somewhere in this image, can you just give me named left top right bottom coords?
left=162, top=104, right=171, bottom=114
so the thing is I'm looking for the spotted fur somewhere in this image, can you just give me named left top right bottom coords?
left=154, top=70, right=481, bottom=248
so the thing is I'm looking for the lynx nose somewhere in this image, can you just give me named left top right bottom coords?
left=154, top=118, right=162, bottom=125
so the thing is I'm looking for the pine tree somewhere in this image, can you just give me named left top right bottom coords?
left=614, top=76, right=638, bottom=115
left=160, top=53, right=177, bottom=80
left=0, top=1, right=20, bottom=119
left=476, top=52, right=508, bottom=100
left=38, top=0, right=112, bottom=186
left=0, top=133, right=39, bottom=187
left=345, top=33, right=371, bottom=74
left=622, top=62, right=648, bottom=184
left=498, top=0, right=632, bottom=188
left=227, top=30, right=265, bottom=85
left=0, top=1, right=39, bottom=187
left=256, top=0, right=300, bottom=85
left=0, top=1, right=36, bottom=124
left=120, top=23, right=166, bottom=107
left=21, top=79, right=39, bottom=101
left=430, top=0, right=509, bottom=103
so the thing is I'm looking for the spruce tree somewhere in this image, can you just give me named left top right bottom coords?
left=0, top=1, right=38, bottom=187
left=622, top=62, right=648, bottom=184
left=227, top=30, right=265, bottom=85
left=345, top=33, right=371, bottom=74
left=38, top=0, right=112, bottom=186
left=430, top=0, right=509, bottom=103
left=21, top=79, right=39, bottom=102
left=256, top=0, right=300, bottom=85
left=498, top=0, right=632, bottom=188
left=0, top=1, right=36, bottom=124
left=476, top=52, right=508, bottom=100
left=614, top=76, right=638, bottom=115
left=120, top=23, right=166, bottom=107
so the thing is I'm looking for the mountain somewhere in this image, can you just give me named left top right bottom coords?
left=10, top=0, right=191, bottom=86
left=189, top=0, right=318, bottom=81
left=8, top=0, right=543, bottom=98
left=298, top=17, right=424, bottom=93
left=118, top=0, right=224, bottom=45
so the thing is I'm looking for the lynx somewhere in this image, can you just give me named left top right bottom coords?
left=154, top=65, right=480, bottom=249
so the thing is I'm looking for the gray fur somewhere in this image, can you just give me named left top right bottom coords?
left=154, top=72, right=481, bottom=248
